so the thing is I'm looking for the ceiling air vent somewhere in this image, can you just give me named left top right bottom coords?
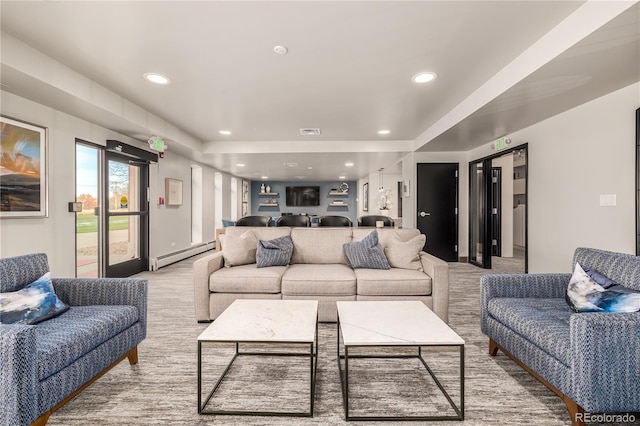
left=299, top=128, right=321, bottom=136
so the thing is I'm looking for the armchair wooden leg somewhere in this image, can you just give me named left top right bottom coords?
left=31, top=411, right=51, bottom=426
left=489, top=338, right=499, bottom=356
left=126, top=346, right=139, bottom=365
left=564, top=396, right=585, bottom=426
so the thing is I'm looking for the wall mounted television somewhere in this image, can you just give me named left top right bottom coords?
left=286, top=186, right=320, bottom=206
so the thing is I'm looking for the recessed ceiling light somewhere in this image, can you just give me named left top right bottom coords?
left=273, top=45, right=288, bottom=55
left=236, top=163, right=245, bottom=167
left=261, top=176, right=268, bottom=180
left=412, top=72, right=437, bottom=84
left=143, top=73, right=170, bottom=85
left=219, top=130, right=232, bottom=135
left=345, top=162, right=354, bottom=167
left=307, top=166, right=313, bottom=170
left=339, top=176, right=346, bottom=180
left=378, top=130, right=391, bottom=135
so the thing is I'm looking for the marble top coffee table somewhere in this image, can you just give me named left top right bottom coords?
left=197, top=299, right=318, bottom=417
left=336, top=301, right=465, bottom=421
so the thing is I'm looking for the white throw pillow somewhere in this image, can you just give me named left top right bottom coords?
left=384, top=234, right=426, bottom=271
left=219, top=230, right=258, bottom=267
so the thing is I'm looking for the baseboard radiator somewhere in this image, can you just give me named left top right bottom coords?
left=149, top=241, right=215, bottom=271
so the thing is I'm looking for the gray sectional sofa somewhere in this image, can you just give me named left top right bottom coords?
left=194, top=227, right=449, bottom=322
left=481, top=247, right=640, bottom=425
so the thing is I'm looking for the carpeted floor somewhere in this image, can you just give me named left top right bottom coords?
left=45, top=252, right=622, bottom=425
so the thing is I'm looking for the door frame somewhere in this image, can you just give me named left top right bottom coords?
left=491, top=166, right=502, bottom=257
left=469, top=143, right=528, bottom=272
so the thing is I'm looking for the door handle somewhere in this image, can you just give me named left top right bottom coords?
left=419, top=211, right=431, bottom=217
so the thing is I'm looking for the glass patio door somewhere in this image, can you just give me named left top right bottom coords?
left=105, top=153, right=149, bottom=277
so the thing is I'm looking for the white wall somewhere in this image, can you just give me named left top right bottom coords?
left=469, top=82, right=639, bottom=272
left=1, top=91, right=237, bottom=276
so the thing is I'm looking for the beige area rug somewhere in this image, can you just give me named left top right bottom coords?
left=46, top=252, right=616, bottom=425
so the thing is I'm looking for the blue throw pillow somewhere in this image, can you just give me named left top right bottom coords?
left=256, top=235, right=294, bottom=268
left=343, top=230, right=390, bottom=269
left=0, top=272, right=69, bottom=324
left=566, top=263, right=640, bottom=313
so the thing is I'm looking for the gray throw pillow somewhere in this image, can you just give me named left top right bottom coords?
left=343, top=230, right=390, bottom=269
left=220, top=231, right=257, bottom=267
left=385, top=234, right=426, bottom=271
left=256, top=235, right=294, bottom=268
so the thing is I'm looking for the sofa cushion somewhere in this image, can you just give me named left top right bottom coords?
left=256, top=236, right=294, bottom=268
left=290, top=228, right=352, bottom=265
left=1, top=272, right=69, bottom=325
left=210, top=264, right=285, bottom=293
left=35, top=305, right=139, bottom=380
left=219, top=231, right=258, bottom=267
left=355, top=268, right=432, bottom=296
left=567, top=263, right=640, bottom=313
left=487, top=298, right=572, bottom=366
left=343, top=230, right=390, bottom=270
left=224, top=226, right=291, bottom=242
left=384, top=234, right=426, bottom=271
left=281, top=264, right=356, bottom=296
left=353, top=228, right=421, bottom=250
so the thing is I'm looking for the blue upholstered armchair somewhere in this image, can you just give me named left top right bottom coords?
left=480, top=247, right=640, bottom=426
left=0, top=253, right=147, bottom=426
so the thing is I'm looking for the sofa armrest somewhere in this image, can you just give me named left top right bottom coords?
left=193, top=251, right=224, bottom=321
left=480, top=273, right=570, bottom=334
left=570, top=312, right=640, bottom=413
left=52, top=278, right=148, bottom=333
left=420, top=251, right=449, bottom=323
left=0, top=325, right=38, bottom=425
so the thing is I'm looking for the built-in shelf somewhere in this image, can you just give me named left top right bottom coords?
left=258, top=192, right=279, bottom=196
left=329, top=201, right=348, bottom=207
left=259, top=203, right=279, bottom=207
left=328, top=191, right=349, bottom=196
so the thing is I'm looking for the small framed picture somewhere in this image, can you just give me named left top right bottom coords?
left=402, top=180, right=410, bottom=197
left=165, top=178, right=183, bottom=206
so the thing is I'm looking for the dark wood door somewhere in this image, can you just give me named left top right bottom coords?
left=416, top=163, right=458, bottom=262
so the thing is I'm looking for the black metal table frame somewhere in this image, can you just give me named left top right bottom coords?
left=198, top=318, right=318, bottom=417
left=336, top=316, right=464, bottom=421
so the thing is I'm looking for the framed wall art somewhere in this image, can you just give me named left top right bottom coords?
left=0, top=116, right=48, bottom=218
left=363, top=182, right=369, bottom=212
left=165, top=178, right=183, bottom=206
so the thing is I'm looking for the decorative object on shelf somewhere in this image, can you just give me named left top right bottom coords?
left=378, top=168, right=393, bottom=212
left=339, top=182, right=349, bottom=194
left=266, top=185, right=271, bottom=193
left=0, top=115, right=48, bottom=218
left=260, top=183, right=266, bottom=193
left=363, top=182, right=369, bottom=212
left=165, top=178, right=183, bottom=206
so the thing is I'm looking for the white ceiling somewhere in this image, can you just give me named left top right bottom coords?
left=1, top=1, right=638, bottom=180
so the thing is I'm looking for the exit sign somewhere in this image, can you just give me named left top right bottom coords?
left=149, top=136, right=165, bottom=152
left=494, top=137, right=507, bottom=150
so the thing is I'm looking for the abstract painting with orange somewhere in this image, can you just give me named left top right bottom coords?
left=0, top=116, right=47, bottom=217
